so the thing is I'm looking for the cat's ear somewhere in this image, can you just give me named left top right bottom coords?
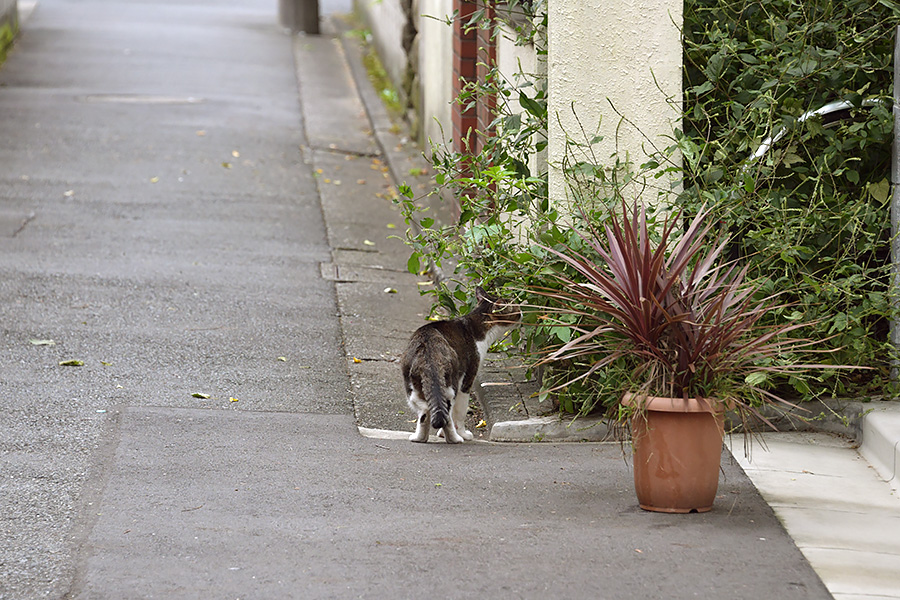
left=475, top=286, right=488, bottom=303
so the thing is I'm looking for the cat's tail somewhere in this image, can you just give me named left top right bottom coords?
left=424, top=371, right=450, bottom=430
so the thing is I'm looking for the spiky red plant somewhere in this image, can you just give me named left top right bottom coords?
left=530, top=201, right=841, bottom=418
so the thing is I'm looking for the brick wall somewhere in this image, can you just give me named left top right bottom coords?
left=451, top=0, right=478, bottom=155
left=451, top=0, right=496, bottom=157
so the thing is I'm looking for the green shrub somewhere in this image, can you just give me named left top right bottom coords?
left=682, top=0, right=900, bottom=398
left=399, top=0, right=900, bottom=415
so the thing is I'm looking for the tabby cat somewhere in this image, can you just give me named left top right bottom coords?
left=401, top=287, right=521, bottom=443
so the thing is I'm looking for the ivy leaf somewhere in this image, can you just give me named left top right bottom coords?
left=518, top=93, right=543, bottom=118
left=829, top=312, right=849, bottom=334
left=781, top=152, right=804, bottom=168
left=867, top=178, right=890, bottom=204
left=407, top=253, right=421, bottom=275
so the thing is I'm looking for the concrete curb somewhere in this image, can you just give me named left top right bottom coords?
left=490, top=415, right=613, bottom=442
left=860, top=405, right=900, bottom=491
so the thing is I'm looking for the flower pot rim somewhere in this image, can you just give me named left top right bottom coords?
left=622, top=392, right=723, bottom=414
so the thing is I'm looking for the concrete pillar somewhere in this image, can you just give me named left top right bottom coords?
left=547, top=0, right=682, bottom=205
left=417, top=0, right=453, bottom=150
left=279, top=0, right=319, bottom=34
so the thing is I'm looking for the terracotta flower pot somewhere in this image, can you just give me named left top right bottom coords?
left=624, top=394, right=726, bottom=513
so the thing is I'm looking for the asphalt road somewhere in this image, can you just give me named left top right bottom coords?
left=0, top=0, right=349, bottom=595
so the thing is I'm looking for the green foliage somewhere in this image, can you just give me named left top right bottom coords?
left=682, top=0, right=900, bottom=397
left=0, top=21, right=17, bottom=66
left=398, top=0, right=551, bottom=311
left=398, top=0, right=899, bottom=415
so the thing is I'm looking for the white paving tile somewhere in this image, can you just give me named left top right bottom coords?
left=773, top=507, right=900, bottom=555
left=731, top=432, right=900, bottom=600
left=799, top=547, right=900, bottom=598
left=732, top=435, right=900, bottom=511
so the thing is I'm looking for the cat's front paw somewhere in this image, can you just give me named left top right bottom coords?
left=458, top=428, right=474, bottom=441
left=409, top=432, right=429, bottom=443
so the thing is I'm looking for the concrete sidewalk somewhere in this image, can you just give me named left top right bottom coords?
left=0, top=1, right=888, bottom=599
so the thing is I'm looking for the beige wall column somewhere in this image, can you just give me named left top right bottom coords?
left=547, top=0, right=683, bottom=205
left=418, top=0, right=453, bottom=151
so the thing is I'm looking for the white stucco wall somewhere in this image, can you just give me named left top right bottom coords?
left=497, top=24, right=538, bottom=89
left=354, top=0, right=407, bottom=94
left=417, top=0, right=453, bottom=151
left=497, top=20, right=546, bottom=176
left=547, top=0, right=682, bottom=205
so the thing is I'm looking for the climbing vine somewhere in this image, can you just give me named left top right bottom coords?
left=681, top=0, right=899, bottom=397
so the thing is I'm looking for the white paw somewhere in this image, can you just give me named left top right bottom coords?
left=443, top=427, right=465, bottom=444
left=409, top=432, right=429, bottom=443
left=459, top=428, right=474, bottom=441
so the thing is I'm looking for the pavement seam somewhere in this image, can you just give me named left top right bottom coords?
left=63, top=405, right=126, bottom=600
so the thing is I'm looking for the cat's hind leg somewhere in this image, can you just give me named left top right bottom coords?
left=450, top=391, right=474, bottom=441
left=407, top=390, right=431, bottom=443
left=410, top=411, right=431, bottom=443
